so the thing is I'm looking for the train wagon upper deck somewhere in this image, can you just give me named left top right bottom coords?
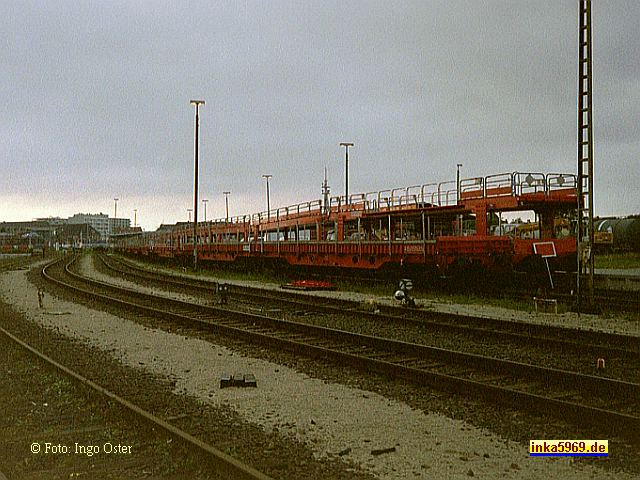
left=117, top=171, right=578, bottom=275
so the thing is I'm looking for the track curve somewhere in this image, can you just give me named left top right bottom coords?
left=43, top=254, right=640, bottom=440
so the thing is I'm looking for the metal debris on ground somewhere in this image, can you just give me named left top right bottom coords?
left=220, top=372, right=232, bottom=388
left=220, top=372, right=257, bottom=388
left=281, top=280, right=335, bottom=291
left=370, top=446, right=396, bottom=456
left=337, top=447, right=352, bottom=456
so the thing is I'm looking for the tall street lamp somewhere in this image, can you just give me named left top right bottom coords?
left=202, top=199, right=208, bottom=222
left=190, top=99, right=205, bottom=271
left=456, top=163, right=463, bottom=235
left=339, top=142, right=354, bottom=205
left=262, top=175, right=272, bottom=219
left=187, top=208, right=193, bottom=223
left=223, top=191, right=231, bottom=223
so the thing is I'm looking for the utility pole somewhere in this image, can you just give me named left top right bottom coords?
left=202, top=199, right=208, bottom=223
left=223, top=191, right=231, bottom=222
left=262, top=175, right=272, bottom=219
left=113, top=198, right=119, bottom=235
left=456, top=163, right=463, bottom=235
left=577, top=0, right=595, bottom=310
left=339, top=142, right=354, bottom=205
left=190, top=99, right=205, bottom=271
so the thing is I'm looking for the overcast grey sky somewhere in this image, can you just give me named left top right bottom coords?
left=2, top=0, right=638, bottom=231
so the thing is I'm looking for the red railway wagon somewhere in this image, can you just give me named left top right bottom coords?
left=117, top=171, right=578, bottom=277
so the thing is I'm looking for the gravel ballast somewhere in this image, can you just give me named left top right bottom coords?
left=120, top=256, right=640, bottom=337
left=1, top=262, right=635, bottom=479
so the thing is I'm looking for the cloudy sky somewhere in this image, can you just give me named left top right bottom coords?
left=2, top=0, right=638, bottom=231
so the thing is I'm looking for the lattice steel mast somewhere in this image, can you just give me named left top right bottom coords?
left=577, top=0, right=595, bottom=307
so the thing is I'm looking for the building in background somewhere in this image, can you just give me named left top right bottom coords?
left=109, top=217, right=131, bottom=235
left=1, top=212, right=135, bottom=251
left=55, top=223, right=102, bottom=247
left=67, top=213, right=110, bottom=239
left=0, top=220, right=54, bottom=252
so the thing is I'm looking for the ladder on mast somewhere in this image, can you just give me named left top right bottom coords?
left=577, top=0, right=595, bottom=308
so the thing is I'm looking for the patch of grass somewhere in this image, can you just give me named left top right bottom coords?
left=594, top=252, right=640, bottom=269
left=332, top=279, right=395, bottom=297
left=183, top=264, right=285, bottom=286
left=126, top=256, right=570, bottom=313
left=415, top=292, right=542, bottom=313
left=127, top=257, right=284, bottom=286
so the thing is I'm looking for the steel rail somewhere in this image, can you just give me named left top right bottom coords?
left=77, top=256, right=640, bottom=398
left=84, top=256, right=640, bottom=394
left=0, top=255, right=36, bottom=273
left=45, top=255, right=640, bottom=438
left=10, top=258, right=275, bottom=480
left=101, top=254, right=639, bottom=357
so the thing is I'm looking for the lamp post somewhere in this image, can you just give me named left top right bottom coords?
left=223, top=191, right=231, bottom=222
left=339, top=142, right=354, bottom=205
left=112, top=198, right=119, bottom=235
left=190, top=99, right=205, bottom=271
left=202, top=199, right=208, bottom=223
left=187, top=209, right=192, bottom=223
left=456, top=163, right=463, bottom=202
left=262, top=175, right=272, bottom=219
left=456, top=163, right=463, bottom=235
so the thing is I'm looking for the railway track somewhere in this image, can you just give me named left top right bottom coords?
left=45, top=254, right=640, bottom=439
left=99, top=254, right=639, bottom=364
left=551, top=271, right=640, bottom=311
left=0, top=254, right=38, bottom=273
left=310, top=269, right=640, bottom=312
left=0, top=278, right=273, bottom=479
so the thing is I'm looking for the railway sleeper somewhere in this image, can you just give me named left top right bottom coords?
left=382, top=356, right=420, bottom=365
left=2, top=425, right=109, bottom=444
left=218, top=320, right=250, bottom=328
left=547, top=391, right=583, bottom=402
left=19, top=457, right=150, bottom=479
left=245, top=326, right=278, bottom=334
left=331, top=344, right=369, bottom=353
left=409, top=361, right=447, bottom=370
left=474, top=373, right=515, bottom=385
left=306, top=339, right=349, bottom=349
left=434, top=366, right=479, bottom=378
left=278, top=332, right=312, bottom=341
left=363, top=351, right=403, bottom=361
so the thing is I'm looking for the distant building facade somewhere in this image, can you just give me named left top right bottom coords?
left=68, top=213, right=110, bottom=239
left=56, top=223, right=102, bottom=247
left=1, top=212, right=135, bottom=248
left=109, top=217, right=131, bottom=235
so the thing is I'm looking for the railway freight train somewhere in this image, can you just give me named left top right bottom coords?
left=593, top=217, right=640, bottom=252
left=116, top=171, right=579, bottom=284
